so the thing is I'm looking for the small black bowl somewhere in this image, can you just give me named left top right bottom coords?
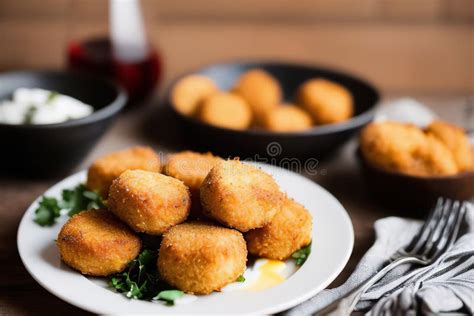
left=0, top=71, right=127, bottom=178
left=357, top=148, right=474, bottom=212
left=163, top=61, right=379, bottom=161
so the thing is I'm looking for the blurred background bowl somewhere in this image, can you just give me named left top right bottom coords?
left=0, top=71, right=127, bottom=178
left=164, top=61, right=379, bottom=161
left=356, top=148, right=474, bottom=212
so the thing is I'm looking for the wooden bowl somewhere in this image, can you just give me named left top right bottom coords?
left=356, top=148, right=474, bottom=212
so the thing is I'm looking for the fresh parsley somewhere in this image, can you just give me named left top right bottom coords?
left=33, top=183, right=104, bottom=226
left=60, top=184, right=104, bottom=216
left=236, top=275, right=245, bottom=282
left=291, top=242, right=312, bottom=265
left=108, top=249, right=184, bottom=305
left=34, top=196, right=61, bottom=226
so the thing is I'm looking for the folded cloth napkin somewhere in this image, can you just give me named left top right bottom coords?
left=283, top=205, right=474, bottom=316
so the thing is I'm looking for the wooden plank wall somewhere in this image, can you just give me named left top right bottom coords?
left=0, top=0, right=472, bottom=94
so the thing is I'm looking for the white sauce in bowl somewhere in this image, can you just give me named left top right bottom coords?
left=0, top=88, right=94, bottom=125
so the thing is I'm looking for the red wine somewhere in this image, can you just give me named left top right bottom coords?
left=67, top=37, right=162, bottom=106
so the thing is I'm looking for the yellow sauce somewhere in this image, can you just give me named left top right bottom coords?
left=244, top=260, right=286, bottom=291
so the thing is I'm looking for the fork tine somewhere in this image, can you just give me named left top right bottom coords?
left=419, top=199, right=453, bottom=256
left=428, top=202, right=467, bottom=259
left=409, top=198, right=446, bottom=253
left=406, top=198, right=444, bottom=252
left=423, top=200, right=460, bottom=258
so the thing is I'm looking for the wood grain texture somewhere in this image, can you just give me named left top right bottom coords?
left=0, top=19, right=472, bottom=94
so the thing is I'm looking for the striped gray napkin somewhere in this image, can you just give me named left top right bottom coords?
left=283, top=205, right=474, bottom=315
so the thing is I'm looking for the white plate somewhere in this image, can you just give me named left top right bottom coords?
left=17, top=163, right=354, bottom=315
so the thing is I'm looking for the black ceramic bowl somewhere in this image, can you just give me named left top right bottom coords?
left=0, top=71, right=127, bottom=177
left=357, top=148, right=474, bottom=212
left=163, top=61, right=379, bottom=161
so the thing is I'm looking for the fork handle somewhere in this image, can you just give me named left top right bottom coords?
left=315, top=256, right=422, bottom=315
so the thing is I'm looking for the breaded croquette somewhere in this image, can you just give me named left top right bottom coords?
left=198, top=92, right=252, bottom=130
left=164, top=151, right=222, bottom=218
left=171, top=75, right=218, bottom=116
left=263, top=104, right=313, bottom=132
left=108, top=170, right=190, bottom=235
left=233, top=69, right=282, bottom=125
left=201, top=160, right=283, bottom=232
left=245, top=198, right=312, bottom=260
left=297, top=79, right=353, bottom=124
left=426, top=120, right=472, bottom=171
left=57, top=209, right=141, bottom=276
left=158, top=222, right=247, bottom=294
left=360, top=121, right=458, bottom=176
left=86, top=146, right=160, bottom=198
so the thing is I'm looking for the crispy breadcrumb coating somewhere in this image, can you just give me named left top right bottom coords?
left=86, top=146, right=161, bottom=198
left=297, top=79, right=353, bottom=124
left=263, top=104, right=313, bottom=132
left=245, top=197, right=312, bottom=260
left=57, top=209, right=141, bottom=276
left=171, top=75, right=218, bottom=116
left=200, top=160, right=283, bottom=232
left=198, top=92, right=252, bottom=130
left=158, top=222, right=247, bottom=294
left=426, top=120, right=473, bottom=171
left=233, top=69, right=282, bottom=125
left=360, top=121, right=458, bottom=176
left=108, top=170, right=190, bottom=235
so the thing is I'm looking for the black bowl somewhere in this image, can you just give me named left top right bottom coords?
left=0, top=71, right=127, bottom=178
left=163, top=61, right=379, bottom=161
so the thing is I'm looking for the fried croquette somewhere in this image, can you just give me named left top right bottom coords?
left=263, top=104, right=313, bottom=132
left=198, top=92, right=252, bottom=130
left=360, top=121, right=458, bottom=176
left=297, top=79, right=353, bottom=125
left=200, top=160, right=283, bottom=232
left=233, top=69, right=282, bottom=125
left=158, top=222, right=247, bottom=294
left=426, top=120, right=473, bottom=171
left=108, top=170, right=190, bottom=235
left=164, top=151, right=222, bottom=218
left=86, top=146, right=161, bottom=198
left=245, top=198, right=312, bottom=260
left=171, top=75, right=218, bottom=116
left=56, top=209, right=141, bottom=276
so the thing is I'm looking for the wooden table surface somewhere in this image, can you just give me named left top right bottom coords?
left=0, top=94, right=469, bottom=315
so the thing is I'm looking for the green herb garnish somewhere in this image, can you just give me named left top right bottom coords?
left=46, top=91, right=59, bottom=104
left=34, top=196, right=61, bottom=226
left=33, top=183, right=104, bottom=226
left=23, top=105, right=37, bottom=124
left=60, top=184, right=104, bottom=216
left=292, top=242, right=312, bottom=265
left=109, top=249, right=183, bottom=305
left=236, top=275, right=245, bottom=282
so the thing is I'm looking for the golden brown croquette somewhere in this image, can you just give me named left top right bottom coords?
left=245, top=198, right=312, bottom=260
left=360, top=121, right=458, bottom=176
left=297, top=79, right=353, bottom=125
left=157, top=222, right=247, bottom=294
left=56, top=209, right=141, bottom=276
left=164, top=151, right=222, bottom=218
left=426, top=120, right=472, bottom=172
left=171, top=75, right=218, bottom=116
left=108, top=170, right=190, bottom=235
left=232, top=69, right=282, bottom=125
left=263, top=104, right=313, bottom=132
left=198, top=92, right=252, bottom=130
left=200, top=160, right=283, bottom=232
left=86, top=146, right=161, bottom=198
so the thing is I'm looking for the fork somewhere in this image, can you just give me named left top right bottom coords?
left=316, top=198, right=468, bottom=316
